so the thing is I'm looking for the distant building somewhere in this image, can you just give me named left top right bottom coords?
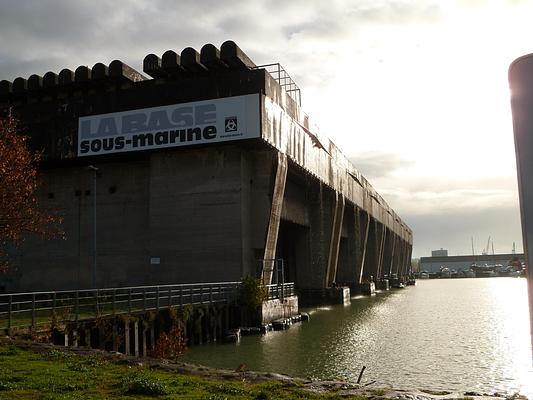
left=419, top=253, right=524, bottom=273
left=431, top=248, right=448, bottom=257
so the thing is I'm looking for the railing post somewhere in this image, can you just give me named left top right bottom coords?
left=7, top=295, right=12, bottom=335
left=209, top=285, right=213, bottom=304
left=168, top=288, right=172, bottom=307
left=143, top=288, right=146, bottom=312
left=94, top=290, right=98, bottom=317
left=156, top=287, right=160, bottom=311
left=128, top=288, right=132, bottom=314
left=190, top=287, right=193, bottom=304
left=179, top=287, right=183, bottom=307
left=31, top=293, right=36, bottom=329
left=112, top=289, right=116, bottom=316
left=52, top=292, right=56, bottom=316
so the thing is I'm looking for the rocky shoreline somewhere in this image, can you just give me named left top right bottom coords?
left=0, top=337, right=528, bottom=400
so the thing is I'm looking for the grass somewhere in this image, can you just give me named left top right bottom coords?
left=0, top=343, right=369, bottom=399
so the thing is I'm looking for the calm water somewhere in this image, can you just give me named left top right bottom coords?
left=182, top=278, right=533, bottom=396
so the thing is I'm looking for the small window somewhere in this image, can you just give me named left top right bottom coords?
left=74, top=189, right=81, bottom=197
left=47, top=193, right=54, bottom=199
left=85, top=190, right=91, bottom=196
left=108, top=186, right=117, bottom=194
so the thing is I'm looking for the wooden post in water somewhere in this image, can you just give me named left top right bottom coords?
left=134, top=321, right=139, bottom=357
left=85, top=328, right=91, bottom=347
left=112, top=321, right=118, bottom=352
left=124, top=320, right=130, bottom=356
left=142, top=327, right=147, bottom=356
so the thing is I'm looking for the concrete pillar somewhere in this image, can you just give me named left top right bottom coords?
left=387, top=234, right=397, bottom=277
left=262, top=152, right=288, bottom=284
left=398, top=240, right=407, bottom=278
left=64, top=331, right=69, bottom=347
left=381, top=229, right=393, bottom=279
left=325, top=193, right=345, bottom=287
left=401, top=240, right=412, bottom=278
left=72, top=329, right=78, bottom=347
left=357, top=210, right=370, bottom=284
left=336, top=204, right=358, bottom=285
left=363, top=219, right=379, bottom=282
left=305, top=182, right=333, bottom=288
left=407, top=244, right=413, bottom=274
left=390, top=235, right=396, bottom=276
left=375, top=223, right=386, bottom=279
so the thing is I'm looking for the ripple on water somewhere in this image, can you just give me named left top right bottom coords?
left=182, top=279, right=533, bottom=397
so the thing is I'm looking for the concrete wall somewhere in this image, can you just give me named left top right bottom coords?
left=2, top=144, right=278, bottom=292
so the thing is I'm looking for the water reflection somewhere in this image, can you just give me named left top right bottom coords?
left=182, top=278, right=533, bottom=397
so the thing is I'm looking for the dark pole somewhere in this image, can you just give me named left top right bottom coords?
left=88, top=165, right=99, bottom=288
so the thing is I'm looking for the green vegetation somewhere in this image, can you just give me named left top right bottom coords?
left=0, top=343, right=369, bottom=399
left=239, top=276, right=267, bottom=312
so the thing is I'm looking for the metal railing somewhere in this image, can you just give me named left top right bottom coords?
left=0, top=281, right=295, bottom=332
left=265, top=282, right=295, bottom=302
left=255, top=63, right=302, bottom=106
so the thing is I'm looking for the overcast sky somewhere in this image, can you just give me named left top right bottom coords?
left=0, top=0, right=529, bottom=258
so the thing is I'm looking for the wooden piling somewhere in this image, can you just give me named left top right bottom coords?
left=134, top=321, right=139, bottom=357
left=85, top=328, right=91, bottom=347
left=142, top=328, right=147, bottom=356
left=112, top=322, right=118, bottom=352
left=125, top=320, right=130, bottom=356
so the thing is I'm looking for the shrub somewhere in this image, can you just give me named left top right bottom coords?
left=239, top=276, right=267, bottom=312
left=151, top=325, right=187, bottom=359
left=121, top=372, right=168, bottom=395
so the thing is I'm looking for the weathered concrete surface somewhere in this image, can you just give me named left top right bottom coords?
left=0, top=42, right=413, bottom=294
left=259, top=295, right=298, bottom=325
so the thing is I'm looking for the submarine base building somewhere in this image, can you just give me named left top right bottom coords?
left=0, top=41, right=412, bottom=295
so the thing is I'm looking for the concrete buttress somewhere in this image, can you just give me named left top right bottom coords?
left=325, top=192, right=345, bottom=287
left=262, top=153, right=288, bottom=284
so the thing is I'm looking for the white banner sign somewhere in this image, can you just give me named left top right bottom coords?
left=77, top=94, right=260, bottom=156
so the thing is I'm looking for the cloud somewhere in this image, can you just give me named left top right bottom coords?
left=0, top=0, right=528, bottom=262
left=0, top=0, right=445, bottom=81
left=348, top=151, right=414, bottom=179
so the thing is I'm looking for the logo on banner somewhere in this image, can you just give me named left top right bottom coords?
left=225, top=116, right=238, bottom=132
